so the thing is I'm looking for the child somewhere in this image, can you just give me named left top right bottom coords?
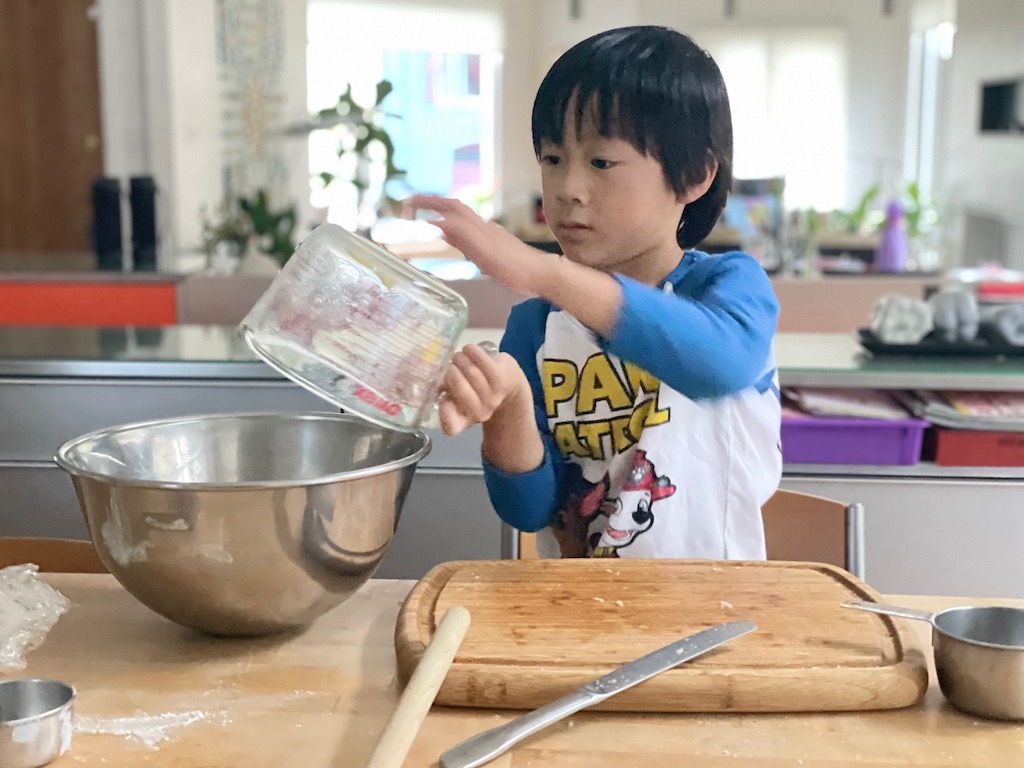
left=408, top=26, right=781, bottom=560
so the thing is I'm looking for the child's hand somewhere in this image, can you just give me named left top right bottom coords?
left=405, top=195, right=554, bottom=296
left=439, top=343, right=530, bottom=437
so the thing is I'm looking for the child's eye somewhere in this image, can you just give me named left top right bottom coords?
left=540, top=154, right=561, bottom=166
left=591, top=158, right=616, bottom=170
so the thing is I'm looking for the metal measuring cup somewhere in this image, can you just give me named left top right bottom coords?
left=844, top=600, right=1024, bottom=720
left=0, top=679, right=75, bottom=767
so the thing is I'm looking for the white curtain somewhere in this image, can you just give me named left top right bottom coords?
left=699, top=28, right=848, bottom=212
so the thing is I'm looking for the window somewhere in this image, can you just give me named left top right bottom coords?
left=904, top=21, right=956, bottom=197
left=426, top=53, right=482, bottom=105
left=306, top=1, right=501, bottom=227
left=699, top=28, right=848, bottom=212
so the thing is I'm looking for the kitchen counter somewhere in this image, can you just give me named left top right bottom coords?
left=0, top=325, right=500, bottom=378
left=15, top=574, right=1024, bottom=767
left=776, top=332, right=1024, bottom=390
left=6, top=328, right=1024, bottom=598
left=6, top=326, right=1024, bottom=390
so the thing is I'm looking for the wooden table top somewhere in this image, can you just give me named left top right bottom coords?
left=7, top=575, right=1024, bottom=767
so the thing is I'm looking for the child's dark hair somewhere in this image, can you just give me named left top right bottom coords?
left=531, top=26, right=733, bottom=249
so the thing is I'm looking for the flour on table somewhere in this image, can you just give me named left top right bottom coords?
left=75, top=690, right=321, bottom=750
left=75, top=711, right=216, bottom=750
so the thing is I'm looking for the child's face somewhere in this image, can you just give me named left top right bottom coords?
left=538, top=111, right=690, bottom=284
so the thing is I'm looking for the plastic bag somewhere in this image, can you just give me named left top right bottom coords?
left=0, top=563, right=70, bottom=669
left=869, top=294, right=934, bottom=344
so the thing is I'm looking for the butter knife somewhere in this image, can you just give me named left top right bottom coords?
left=439, top=620, right=756, bottom=768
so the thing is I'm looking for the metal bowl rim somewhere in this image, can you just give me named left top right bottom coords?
left=53, top=410, right=431, bottom=490
left=0, top=679, right=76, bottom=729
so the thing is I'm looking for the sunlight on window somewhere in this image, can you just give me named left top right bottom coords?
left=905, top=21, right=956, bottom=201
left=306, top=0, right=501, bottom=229
left=701, top=29, right=848, bottom=212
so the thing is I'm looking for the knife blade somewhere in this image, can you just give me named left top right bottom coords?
left=439, top=620, right=756, bottom=768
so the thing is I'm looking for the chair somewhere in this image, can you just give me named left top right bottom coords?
left=0, top=537, right=107, bottom=573
left=515, top=489, right=865, bottom=580
left=762, top=489, right=865, bottom=578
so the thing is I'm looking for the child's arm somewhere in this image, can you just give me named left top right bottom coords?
left=405, top=195, right=623, bottom=333
left=441, top=302, right=567, bottom=532
left=408, top=195, right=776, bottom=398
left=604, top=253, right=778, bottom=398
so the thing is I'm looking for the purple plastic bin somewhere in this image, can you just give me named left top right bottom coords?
left=781, top=416, right=928, bottom=465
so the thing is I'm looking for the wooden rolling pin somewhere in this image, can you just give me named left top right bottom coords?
left=366, top=605, right=471, bottom=768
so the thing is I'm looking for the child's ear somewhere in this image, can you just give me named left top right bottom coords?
left=676, top=158, right=719, bottom=205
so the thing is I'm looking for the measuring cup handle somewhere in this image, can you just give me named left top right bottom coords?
left=426, top=341, right=501, bottom=431
left=842, top=600, right=935, bottom=623
left=475, top=340, right=499, bottom=358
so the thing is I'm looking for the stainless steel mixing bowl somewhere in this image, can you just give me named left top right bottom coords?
left=54, top=412, right=430, bottom=636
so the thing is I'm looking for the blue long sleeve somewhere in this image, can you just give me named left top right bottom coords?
left=608, top=251, right=778, bottom=399
left=482, top=300, right=565, bottom=532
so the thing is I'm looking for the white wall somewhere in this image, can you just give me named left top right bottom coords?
left=96, top=0, right=309, bottom=267
left=163, top=0, right=222, bottom=265
left=95, top=0, right=149, bottom=178
left=499, top=1, right=545, bottom=234
left=537, top=0, right=639, bottom=66
left=95, top=0, right=149, bottom=269
left=943, top=0, right=1024, bottom=267
left=281, top=2, right=317, bottom=240
left=96, top=0, right=216, bottom=266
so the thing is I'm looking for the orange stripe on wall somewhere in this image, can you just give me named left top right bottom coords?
left=0, top=283, right=178, bottom=326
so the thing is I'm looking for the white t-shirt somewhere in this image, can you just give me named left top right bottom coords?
left=483, top=250, right=782, bottom=560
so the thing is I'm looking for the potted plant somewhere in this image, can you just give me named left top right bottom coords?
left=200, top=189, right=297, bottom=272
left=314, top=80, right=406, bottom=235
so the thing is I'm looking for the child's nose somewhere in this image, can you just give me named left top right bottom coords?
left=556, top=163, right=589, bottom=204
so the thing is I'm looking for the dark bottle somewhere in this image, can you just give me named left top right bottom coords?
left=130, top=176, right=158, bottom=271
left=91, top=177, right=122, bottom=271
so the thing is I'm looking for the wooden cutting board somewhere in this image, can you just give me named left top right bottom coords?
left=394, top=559, right=928, bottom=713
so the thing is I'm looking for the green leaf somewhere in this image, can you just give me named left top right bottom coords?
left=310, top=78, right=409, bottom=209
left=385, top=160, right=406, bottom=179
left=371, top=127, right=395, bottom=155
left=851, top=184, right=880, bottom=226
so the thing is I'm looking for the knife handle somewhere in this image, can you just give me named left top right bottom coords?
left=439, top=687, right=605, bottom=768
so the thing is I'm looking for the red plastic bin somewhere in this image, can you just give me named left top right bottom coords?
left=932, top=428, right=1024, bottom=466
left=781, top=415, right=928, bottom=465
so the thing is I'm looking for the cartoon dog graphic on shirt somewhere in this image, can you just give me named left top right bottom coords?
left=552, top=472, right=614, bottom=558
left=591, top=450, right=676, bottom=558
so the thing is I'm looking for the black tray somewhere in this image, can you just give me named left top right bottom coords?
left=857, top=328, right=1024, bottom=357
